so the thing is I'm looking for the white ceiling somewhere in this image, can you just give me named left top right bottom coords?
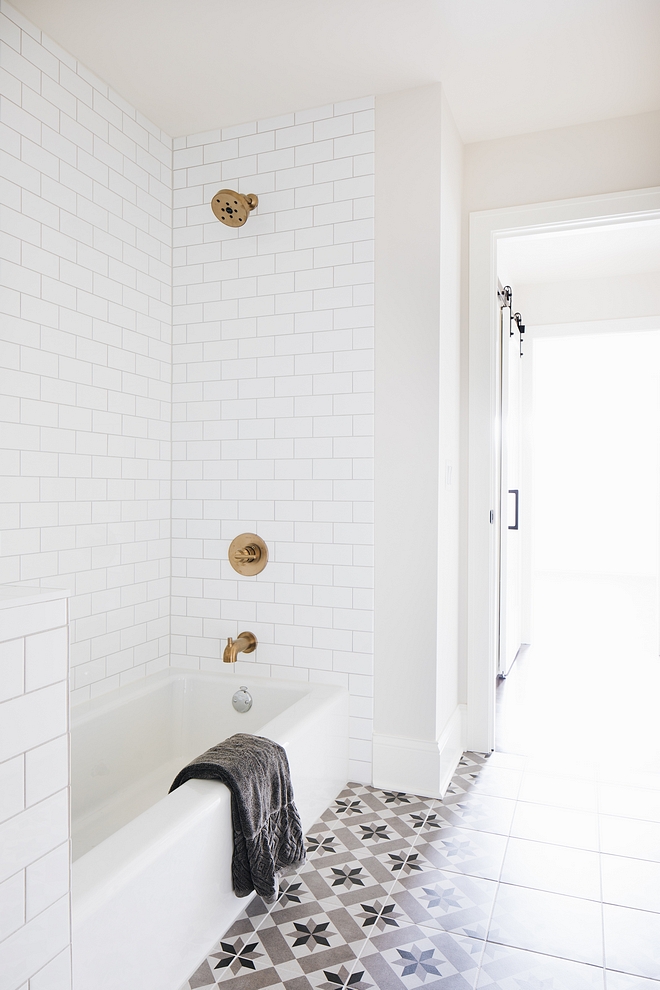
left=497, top=220, right=660, bottom=285
left=9, top=0, right=660, bottom=142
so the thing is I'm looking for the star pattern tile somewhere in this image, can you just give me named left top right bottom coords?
left=180, top=752, right=660, bottom=990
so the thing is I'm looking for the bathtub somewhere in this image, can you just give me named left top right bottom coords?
left=70, top=668, right=348, bottom=990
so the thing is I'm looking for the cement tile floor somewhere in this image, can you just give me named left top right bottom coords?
left=181, top=752, right=660, bottom=989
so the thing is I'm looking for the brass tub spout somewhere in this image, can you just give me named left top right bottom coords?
left=223, top=631, right=257, bottom=664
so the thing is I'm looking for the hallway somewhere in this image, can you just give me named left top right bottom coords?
left=491, top=571, right=660, bottom=984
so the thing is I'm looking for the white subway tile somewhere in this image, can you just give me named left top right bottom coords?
left=0, top=601, right=66, bottom=644
left=313, top=115, right=353, bottom=142
left=0, top=870, right=24, bottom=942
left=313, top=583, right=352, bottom=607
left=24, top=628, right=67, bottom=692
left=353, top=109, right=375, bottom=133
left=0, top=895, right=70, bottom=990
left=0, top=638, right=24, bottom=702
left=333, top=96, right=374, bottom=115
left=353, top=152, right=374, bottom=176
left=28, top=946, right=72, bottom=990
left=294, top=105, right=333, bottom=125
left=25, top=736, right=68, bottom=807
left=0, top=680, right=66, bottom=765
left=257, top=113, right=294, bottom=132
left=348, top=759, right=371, bottom=784
left=294, top=225, right=334, bottom=250
left=0, top=754, right=24, bottom=823
left=0, top=788, right=68, bottom=884
left=333, top=132, right=374, bottom=158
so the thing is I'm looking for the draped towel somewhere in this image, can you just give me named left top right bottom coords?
left=170, top=733, right=305, bottom=903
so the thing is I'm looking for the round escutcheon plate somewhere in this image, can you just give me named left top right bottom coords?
left=228, top=533, right=268, bottom=575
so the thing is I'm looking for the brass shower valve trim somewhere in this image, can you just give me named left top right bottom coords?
left=228, top=533, right=269, bottom=575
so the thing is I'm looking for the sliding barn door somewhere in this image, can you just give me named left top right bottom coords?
left=498, top=298, right=524, bottom=677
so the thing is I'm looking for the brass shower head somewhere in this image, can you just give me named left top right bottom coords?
left=211, top=189, right=258, bottom=227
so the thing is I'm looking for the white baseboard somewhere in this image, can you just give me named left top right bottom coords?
left=372, top=704, right=466, bottom=798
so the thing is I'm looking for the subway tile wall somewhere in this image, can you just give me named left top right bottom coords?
left=0, top=0, right=376, bottom=782
left=0, top=590, right=71, bottom=990
left=0, top=1, right=172, bottom=706
left=171, top=101, right=375, bottom=782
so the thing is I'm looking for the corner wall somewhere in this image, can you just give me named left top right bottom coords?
left=373, top=84, right=464, bottom=797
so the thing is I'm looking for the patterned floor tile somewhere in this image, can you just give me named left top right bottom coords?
left=305, top=826, right=361, bottom=861
left=370, top=845, right=436, bottom=883
left=344, top=814, right=418, bottom=848
left=476, top=942, right=605, bottom=988
left=187, top=958, right=218, bottom=989
left=200, top=918, right=366, bottom=989
left=489, top=884, right=603, bottom=966
left=603, top=904, right=660, bottom=980
left=259, top=891, right=385, bottom=960
left=315, top=784, right=436, bottom=832
left=181, top=754, right=660, bottom=990
left=407, top=809, right=447, bottom=835
left=369, top=787, right=438, bottom=816
left=416, top=827, right=508, bottom=882
left=298, top=852, right=394, bottom=907
left=358, top=927, right=485, bottom=989
left=209, top=933, right=273, bottom=980
left=266, top=905, right=364, bottom=960
left=305, top=821, right=416, bottom=869
left=389, top=869, right=498, bottom=940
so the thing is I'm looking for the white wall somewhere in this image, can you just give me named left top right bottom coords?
left=437, top=88, right=463, bottom=738
left=515, top=271, right=660, bottom=326
left=373, top=84, right=464, bottom=797
left=464, top=109, right=660, bottom=213
left=0, top=588, right=70, bottom=990
left=170, top=100, right=375, bottom=783
left=0, top=1, right=172, bottom=706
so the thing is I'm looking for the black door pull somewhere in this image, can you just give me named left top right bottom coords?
left=508, top=489, right=519, bottom=530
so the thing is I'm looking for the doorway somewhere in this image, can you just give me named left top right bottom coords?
left=466, top=187, right=660, bottom=755
left=496, top=325, right=660, bottom=769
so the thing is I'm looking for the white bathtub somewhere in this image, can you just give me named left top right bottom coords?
left=71, top=668, right=348, bottom=990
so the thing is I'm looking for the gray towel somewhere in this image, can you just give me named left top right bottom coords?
left=169, top=733, right=305, bottom=903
